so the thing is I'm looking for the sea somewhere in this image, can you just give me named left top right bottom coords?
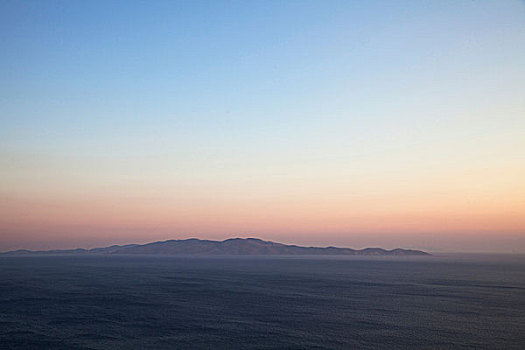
left=0, top=254, right=524, bottom=349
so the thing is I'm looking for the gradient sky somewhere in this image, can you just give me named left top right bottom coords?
left=1, top=0, right=524, bottom=253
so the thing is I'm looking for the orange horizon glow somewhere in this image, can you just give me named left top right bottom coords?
left=1, top=1, right=524, bottom=253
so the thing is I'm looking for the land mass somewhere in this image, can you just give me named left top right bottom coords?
left=2, top=238, right=429, bottom=256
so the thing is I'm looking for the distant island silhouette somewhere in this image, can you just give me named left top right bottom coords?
left=3, top=238, right=429, bottom=256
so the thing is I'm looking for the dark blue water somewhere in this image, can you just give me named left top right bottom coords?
left=1, top=255, right=524, bottom=349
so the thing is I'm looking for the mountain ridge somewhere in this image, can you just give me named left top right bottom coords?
left=1, top=238, right=430, bottom=256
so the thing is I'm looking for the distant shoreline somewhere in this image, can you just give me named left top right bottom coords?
left=1, top=237, right=429, bottom=256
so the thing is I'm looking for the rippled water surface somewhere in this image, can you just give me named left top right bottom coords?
left=1, top=255, right=524, bottom=349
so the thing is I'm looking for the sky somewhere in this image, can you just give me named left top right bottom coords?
left=1, top=0, right=524, bottom=253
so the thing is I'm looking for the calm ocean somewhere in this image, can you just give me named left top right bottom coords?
left=1, top=255, right=524, bottom=349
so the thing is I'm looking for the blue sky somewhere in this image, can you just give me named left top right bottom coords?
left=1, top=1, right=524, bottom=252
